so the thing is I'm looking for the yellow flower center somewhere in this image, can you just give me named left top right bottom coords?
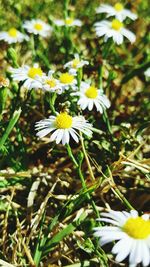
left=34, top=23, right=43, bottom=31
left=28, top=67, right=43, bottom=79
left=55, top=112, right=73, bottom=129
left=114, top=3, right=124, bottom=11
left=46, top=79, right=56, bottom=88
left=8, top=28, right=18, bottom=37
left=65, top=18, right=74, bottom=25
left=85, top=86, right=98, bottom=99
left=59, top=73, right=74, bottom=84
left=72, top=58, right=80, bottom=68
left=111, top=19, right=123, bottom=31
left=123, top=217, right=150, bottom=239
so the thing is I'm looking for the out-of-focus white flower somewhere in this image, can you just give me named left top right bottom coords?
left=54, top=17, right=82, bottom=27
left=94, top=210, right=150, bottom=267
left=59, top=72, right=77, bottom=90
left=94, top=19, right=136, bottom=45
left=10, top=63, right=45, bottom=90
left=35, top=112, right=93, bottom=145
left=72, top=82, right=110, bottom=112
left=96, top=3, right=137, bottom=21
left=39, top=70, right=62, bottom=94
left=144, top=68, right=150, bottom=78
left=23, top=19, right=52, bottom=37
left=0, top=28, right=29, bottom=44
left=64, top=54, right=89, bottom=74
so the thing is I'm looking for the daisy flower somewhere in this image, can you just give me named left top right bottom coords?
left=96, top=3, right=137, bottom=21
left=64, top=54, right=89, bottom=74
left=10, top=63, right=45, bottom=90
left=23, top=19, right=52, bottom=37
left=94, top=210, right=150, bottom=267
left=59, top=72, right=77, bottom=90
left=54, top=17, right=82, bottom=27
left=94, top=19, right=136, bottom=45
left=72, top=82, right=110, bottom=112
left=0, top=28, right=29, bottom=44
left=35, top=112, right=93, bottom=145
left=39, top=70, right=62, bottom=94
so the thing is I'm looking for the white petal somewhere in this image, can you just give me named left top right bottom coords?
left=121, top=28, right=136, bottom=43
left=113, top=238, right=133, bottom=262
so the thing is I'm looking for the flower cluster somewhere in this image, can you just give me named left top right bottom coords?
left=95, top=2, right=137, bottom=45
left=0, top=16, right=82, bottom=44
left=10, top=52, right=110, bottom=145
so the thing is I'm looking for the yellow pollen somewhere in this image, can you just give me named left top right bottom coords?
left=123, top=217, right=150, bottom=239
left=72, top=58, right=80, bottom=68
left=8, top=28, right=18, bottom=37
left=111, top=19, right=123, bottom=31
left=85, top=86, right=98, bottom=99
left=65, top=18, right=74, bottom=25
left=59, top=73, right=74, bottom=84
left=46, top=79, right=56, bottom=88
left=114, top=3, right=124, bottom=11
left=55, top=112, right=73, bottom=129
left=28, top=67, right=43, bottom=79
left=34, top=23, right=43, bottom=31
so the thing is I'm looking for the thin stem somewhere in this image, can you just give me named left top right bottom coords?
left=66, top=144, right=100, bottom=217
left=66, top=144, right=78, bottom=168
left=102, top=109, right=112, bottom=135
left=98, top=64, right=103, bottom=89
left=49, top=92, right=57, bottom=115
left=80, top=132, right=95, bottom=181
left=77, top=68, right=83, bottom=89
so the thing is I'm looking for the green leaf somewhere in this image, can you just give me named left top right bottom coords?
left=0, top=108, right=21, bottom=151
left=43, top=211, right=88, bottom=255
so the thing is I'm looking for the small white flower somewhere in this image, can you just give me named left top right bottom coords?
left=39, top=70, right=62, bottom=94
left=0, top=28, right=29, bottom=44
left=72, top=82, right=110, bottom=113
left=54, top=17, right=82, bottom=27
left=94, top=19, right=136, bottom=45
left=94, top=210, right=150, bottom=267
left=35, top=112, right=93, bottom=145
left=64, top=54, right=89, bottom=74
left=96, top=3, right=137, bottom=21
left=23, top=19, right=52, bottom=37
left=144, top=68, right=150, bottom=78
left=10, top=63, right=45, bottom=90
left=59, top=72, right=77, bottom=90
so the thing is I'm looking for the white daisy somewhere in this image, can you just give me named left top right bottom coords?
left=64, top=54, right=89, bottom=74
left=94, top=19, right=136, bottom=45
left=39, top=70, right=62, bottom=94
left=23, top=19, right=52, bottom=37
left=144, top=68, right=150, bottom=78
left=54, top=17, right=82, bottom=27
left=10, top=63, right=45, bottom=90
left=35, top=112, right=93, bottom=145
left=96, top=3, right=137, bottom=21
left=59, top=72, right=77, bottom=90
left=94, top=210, right=150, bottom=267
left=0, top=28, right=29, bottom=44
left=72, top=82, right=110, bottom=113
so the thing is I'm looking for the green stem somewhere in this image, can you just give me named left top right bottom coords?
left=66, top=144, right=100, bottom=217
left=102, top=109, right=112, bottom=135
left=49, top=92, right=57, bottom=115
left=66, top=144, right=78, bottom=168
left=77, top=68, right=83, bottom=89
left=98, top=65, right=103, bottom=89
left=102, top=39, right=113, bottom=59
